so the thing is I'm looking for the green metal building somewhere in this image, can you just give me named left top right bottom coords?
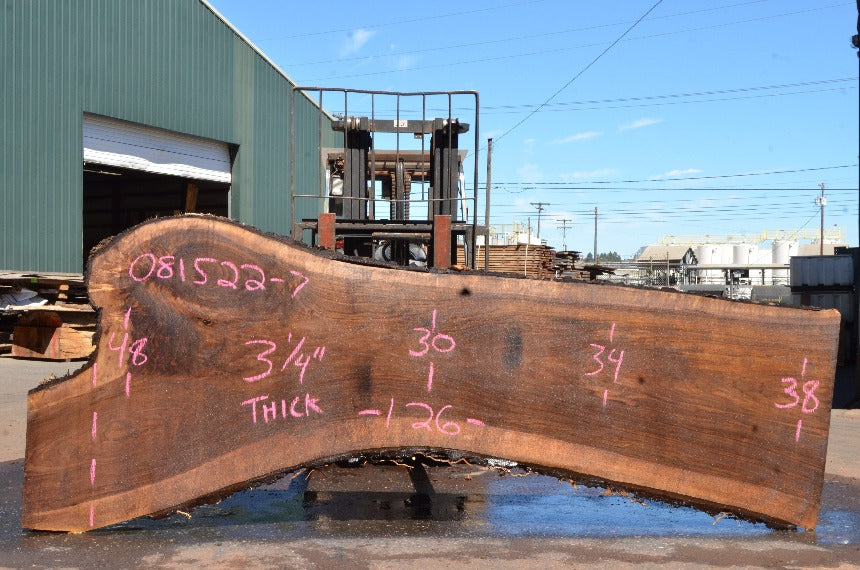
left=1, top=0, right=335, bottom=273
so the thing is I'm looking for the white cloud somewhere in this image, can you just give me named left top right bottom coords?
left=552, top=131, right=602, bottom=144
left=394, top=54, right=417, bottom=70
left=522, top=138, right=537, bottom=155
left=664, top=168, right=702, bottom=177
left=340, top=28, right=375, bottom=56
left=559, top=168, right=617, bottom=182
left=618, top=117, right=662, bottom=131
left=517, top=163, right=544, bottom=182
left=650, top=168, right=703, bottom=180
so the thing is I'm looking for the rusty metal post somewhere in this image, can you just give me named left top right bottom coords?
left=318, top=213, right=336, bottom=250
left=433, top=215, right=452, bottom=269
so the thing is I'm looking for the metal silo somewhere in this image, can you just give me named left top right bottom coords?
left=772, top=240, right=798, bottom=284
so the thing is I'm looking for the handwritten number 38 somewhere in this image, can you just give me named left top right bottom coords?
left=775, top=377, right=819, bottom=414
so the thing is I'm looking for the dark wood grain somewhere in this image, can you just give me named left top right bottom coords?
left=22, top=215, right=840, bottom=531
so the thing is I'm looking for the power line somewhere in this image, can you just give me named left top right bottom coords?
left=478, top=78, right=858, bottom=114
left=256, top=0, right=547, bottom=42
left=302, top=3, right=847, bottom=82
left=282, top=0, right=775, bottom=67
left=484, top=164, right=858, bottom=186
left=315, top=77, right=857, bottom=117
left=494, top=0, right=665, bottom=145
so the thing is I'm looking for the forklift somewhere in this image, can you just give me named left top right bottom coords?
left=290, top=88, right=481, bottom=269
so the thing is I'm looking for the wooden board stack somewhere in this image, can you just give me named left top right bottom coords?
left=458, top=244, right=555, bottom=278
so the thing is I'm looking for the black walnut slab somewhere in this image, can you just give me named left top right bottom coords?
left=23, top=215, right=839, bottom=531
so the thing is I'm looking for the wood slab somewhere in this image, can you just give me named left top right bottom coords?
left=23, top=215, right=840, bottom=531
left=12, top=311, right=95, bottom=360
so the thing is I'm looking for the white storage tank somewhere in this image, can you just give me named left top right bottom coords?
left=716, top=244, right=734, bottom=265
left=772, top=240, right=798, bottom=283
left=695, top=244, right=716, bottom=283
left=733, top=243, right=755, bottom=265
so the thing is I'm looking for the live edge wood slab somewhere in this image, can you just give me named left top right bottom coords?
left=23, top=215, right=840, bottom=532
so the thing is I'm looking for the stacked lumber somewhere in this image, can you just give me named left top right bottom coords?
left=0, top=271, right=95, bottom=360
left=458, top=244, right=555, bottom=278
left=11, top=308, right=96, bottom=360
left=0, top=271, right=88, bottom=305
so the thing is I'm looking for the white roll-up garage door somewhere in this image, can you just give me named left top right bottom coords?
left=83, top=113, right=232, bottom=183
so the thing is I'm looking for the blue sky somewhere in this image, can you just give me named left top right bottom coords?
left=209, top=0, right=859, bottom=256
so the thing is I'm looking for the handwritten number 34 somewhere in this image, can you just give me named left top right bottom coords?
left=586, top=344, right=624, bottom=382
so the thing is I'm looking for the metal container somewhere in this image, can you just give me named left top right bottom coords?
left=790, top=255, right=854, bottom=288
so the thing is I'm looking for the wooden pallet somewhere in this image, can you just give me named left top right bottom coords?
left=22, top=215, right=840, bottom=532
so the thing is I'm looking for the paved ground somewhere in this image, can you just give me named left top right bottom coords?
left=1, top=358, right=859, bottom=569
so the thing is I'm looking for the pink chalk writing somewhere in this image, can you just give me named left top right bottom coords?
left=217, top=260, right=239, bottom=289
left=289, top=270, right=310, bottom=298
left=409, top=309, right=456, bottom=393
left=193, top=257, right=216, bottom=285
left=243, top=340, right=276, bottom=382
left=87, top=306, right=153, bottom=528
left=585, top=344, right=624, bottom=382
left=108, top=308, right=149, bottom=368
left=242, top=264, right=266, bottom=291
left=406, top=402, right=434, bottom=431
left=89, top=503, right=95, bottom=528
left=584, top=322, right=626, bottom=408
left=426, top=361, right=435, bottom=392
left=129, top=253, right=309, bottom=298
left=242, top=335, right=326, bottom=385
left=775, top=357, right=820, bottom=442
left=359, top=398, right=483, bottom=436
left=242, top=393, right=323, bottom=425
left=409, top=309, right=456, bottom=357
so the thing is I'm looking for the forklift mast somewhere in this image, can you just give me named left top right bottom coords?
left=290, top=88, right=482, bottom=269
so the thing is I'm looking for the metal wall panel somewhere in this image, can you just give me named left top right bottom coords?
left=790, top=255, right=854, bottom=288
left=0, top=0, right=332, bottom=272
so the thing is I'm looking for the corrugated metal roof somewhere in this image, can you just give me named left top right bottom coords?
left=635, top=245, right=695, bottom=262
left=1, top=0, right=334, bottom=272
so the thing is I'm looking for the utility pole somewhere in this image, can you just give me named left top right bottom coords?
left=530, top=202, right=549, bottom=240
left=485, top=138, right=492, bottom=271
left=557, top=218, right=572, bottom=251
left=816, top=182, right=826, bottom=255
left=593, top=207, right=598, bottom=262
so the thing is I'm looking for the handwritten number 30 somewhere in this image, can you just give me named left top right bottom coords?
left=409, top=328, right=456, bottom=357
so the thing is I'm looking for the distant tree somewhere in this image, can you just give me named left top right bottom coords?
left=593, top=251, right=621, bottom=262
left=585, top=252, right=594, bottom=262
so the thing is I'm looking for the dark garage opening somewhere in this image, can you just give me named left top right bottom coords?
left=82, top=165, right=230, bottom=266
